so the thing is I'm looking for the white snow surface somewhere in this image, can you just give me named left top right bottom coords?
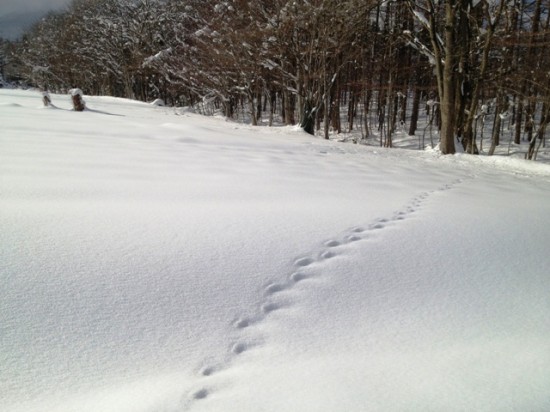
left=1, top=89, right=550, bottom=411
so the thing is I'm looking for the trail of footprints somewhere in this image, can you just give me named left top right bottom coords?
left=185, top=179, right=463, bottom=406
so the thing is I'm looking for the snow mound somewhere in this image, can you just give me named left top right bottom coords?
left=1, top=89, right=549, bottom=412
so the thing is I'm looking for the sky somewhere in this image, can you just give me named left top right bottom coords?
left=0, top=0, right=68, bottom=39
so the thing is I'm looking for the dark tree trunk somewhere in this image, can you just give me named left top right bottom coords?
left=300, top=99, right=315, bottom=135
left=70, top=89, right=86, bottom=112
left=408, top=87, right=421, bottom=135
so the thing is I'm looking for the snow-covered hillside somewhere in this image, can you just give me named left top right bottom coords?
left=1, top=89, right=549, bottom=412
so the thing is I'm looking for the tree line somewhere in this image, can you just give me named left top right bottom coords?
left=1, top=0, right=549, bottom=159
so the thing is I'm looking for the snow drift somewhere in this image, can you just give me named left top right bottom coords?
left=1, top=89, right=549, bottom=412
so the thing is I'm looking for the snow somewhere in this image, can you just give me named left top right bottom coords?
left=1, top=89, right=550, bottom=412
left=150, top=98, right=165, bottom=106
left=412, top=10, right=430, bottom=30
left=69, top=88, right=83, bottom=97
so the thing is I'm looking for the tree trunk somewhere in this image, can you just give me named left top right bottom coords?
left=300, top=99, right=315, bottom=135
left=526, top=93, right=550, bottom=160
left=489, top=93, right=507, bottom=155
left=514, top=98, right=523, bottom=144
left=429, top=1, right=457, bottom=154
left=70, top=88, right=86, bottom=111
left=283, top=89, right=295, bottom=125
left=408, top=86, right=421, bottom=136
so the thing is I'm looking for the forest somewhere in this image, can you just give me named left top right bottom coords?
left=1, top=0, right=549, bottom=159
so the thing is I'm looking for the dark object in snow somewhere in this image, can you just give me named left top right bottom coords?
left=69, top=88, right=86, bottom=111
left=42, top=92, right=51, bottom=107
left=300, top=100, right=315, bottom=135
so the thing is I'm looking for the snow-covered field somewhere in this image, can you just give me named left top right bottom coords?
left=1, top=89, right=550, bottom=412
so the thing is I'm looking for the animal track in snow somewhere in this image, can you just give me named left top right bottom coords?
left=320, top=250, right=337, bottom=260
left=261, top=302, right=281, bottom=314
left=231, top=342, right=249, bottom=355
left=264, top=283, right=286, bottom=296
left=200, top=366, right=216, bottom=377
left=345, top=235, right=361, bottom=243
left=392, top=211, right=406, bottom=221
left=187, top=178, right=469, bottom=407
left=192, top=388, right=209, bottom=399
left=291, top=272, right=309, bottom=282
left=234, top=318, right=252, bottom=329
left=295, top=257, right=314, bottom=267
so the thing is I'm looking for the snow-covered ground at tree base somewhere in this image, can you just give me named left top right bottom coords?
left=1, top=89, right=550, bottom=412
